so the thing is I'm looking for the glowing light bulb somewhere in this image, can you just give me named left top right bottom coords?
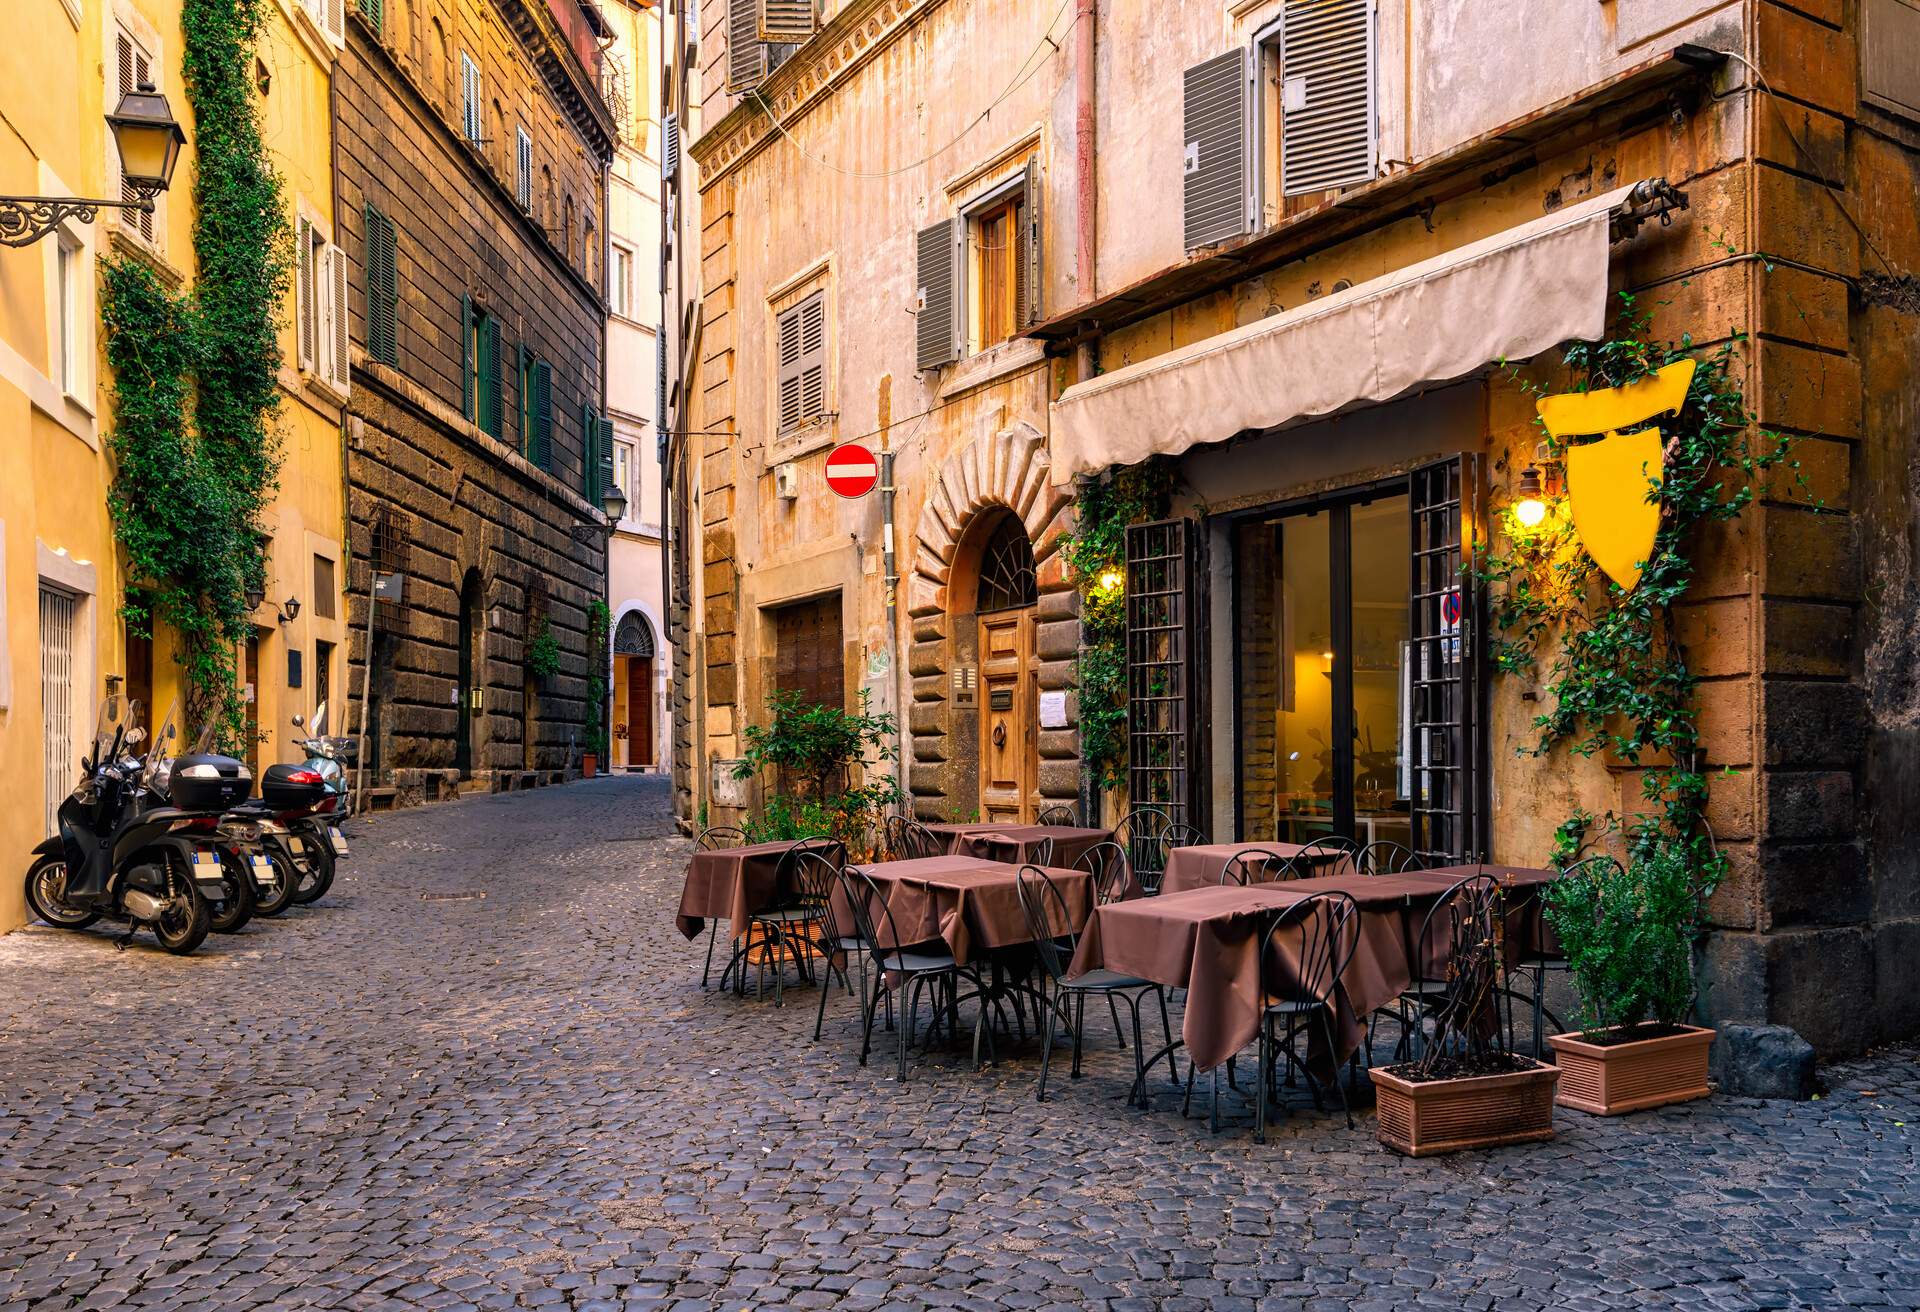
left=1513, top=497, right=1548, bottom=529
left=1098, top=569, right=1123, bottom=591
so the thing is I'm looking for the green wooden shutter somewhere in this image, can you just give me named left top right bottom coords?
left=517, top=342, right=531, bottom=452
left=580, top=401, right=597, bottom=501
left=460, top=293, right=474, bottom=420
left=597, top=416, right=616, bottom=508
left=364, top=205, right=398, bottom=367
left=529, top=360, right=551, bottom=467
left=481, top=316, right=503, bottom=439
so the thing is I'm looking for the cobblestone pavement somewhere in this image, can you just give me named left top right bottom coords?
left=4, top=775, right=1920, bottom=1311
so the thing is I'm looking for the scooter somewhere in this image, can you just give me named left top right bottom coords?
left=278, top=701, right=354, bottom=905
left=24, top=697, right=251, bottom=955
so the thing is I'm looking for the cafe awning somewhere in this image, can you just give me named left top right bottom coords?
left=1048, top=181, right=1647, bottom=486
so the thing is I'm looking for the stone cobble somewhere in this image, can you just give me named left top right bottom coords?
left=3, top=776, right=1919, bottom=1311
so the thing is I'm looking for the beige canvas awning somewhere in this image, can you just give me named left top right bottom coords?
left=1048, top=182, right=1644, bottom=486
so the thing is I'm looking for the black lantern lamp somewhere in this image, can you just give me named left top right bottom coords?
left=0, top=82, right=186, bottom=248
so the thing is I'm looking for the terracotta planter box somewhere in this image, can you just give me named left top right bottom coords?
left=1547, top=1024, right=1714, bottom=1115
left=1369, top=1060, right=1560, bottom=1157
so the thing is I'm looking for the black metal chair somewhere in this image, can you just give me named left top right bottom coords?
left=694, top=825, right=747, bottom=989
left=1395, top=872, right=1501, bottom=1060
left=1216, top=846, right=1301, bottom=886
left=1503, top=856, right=1593, bottom=1056
left=743, top=836, right=845, bottom=1005
left=837, top=866, right=987, bottom=1084
left=1154, top=824, right=1209, bottom=894
left=1354, top=839, right=1419, bottom=876
left=1036, top=803, right=1080, bottom=826
left=884, top=815, right=945, bottom=861
left=1115, top=807, right=1173, bottom=893
left=1015, top=864, right=1179, bottom=1105
left=1074, top=841, right=1134, bottom=905
left=1293, top=834, right=1360, bottom=874
left=1254, top=891, right=1361, bottom=1141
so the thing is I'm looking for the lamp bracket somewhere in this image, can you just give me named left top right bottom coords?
left=0, top=191, right=158, bottom=248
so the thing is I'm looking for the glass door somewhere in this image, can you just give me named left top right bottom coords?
left=1234, top=488, right=1412, bottom=847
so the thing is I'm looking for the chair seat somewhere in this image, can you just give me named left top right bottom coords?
left=1400, top=980, right=1451, bottom=997
left=881, top=950, right=957, bottom=974
left=1264, top=998, right=1326, bottom=1016
left=1065, top=968, right=1154, bottom=991
left=752, top=906, right=823, bottom=924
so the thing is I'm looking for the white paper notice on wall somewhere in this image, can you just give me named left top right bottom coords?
left=1039, top=690, right=1068, bottom=730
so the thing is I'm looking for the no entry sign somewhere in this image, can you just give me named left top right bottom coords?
left=824, top=442, right=880, bottom=498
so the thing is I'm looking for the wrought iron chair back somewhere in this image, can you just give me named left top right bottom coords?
left=1036, top=803, right=1080, bottom=826
left=1014, top=864, right=1081, bottom=987
left=1413, top=873, right=1505, bottom=1062
left=1294, top=834, right=1359, bottom=874
left=1355, top=839, right=1419, bottom=876
left=838, top=867, right=903, bottom=963
left=884, top=815, right=943, bottom=861
left=1217, top=846, right=1299, bottom=886
left=1074, top=840, right=1133, bottom=904
left=695, top=825, right=747, bottom=851
left=772, top=835, right=846, bottom=906
left=1115, top=807, right=1173, bottom=890
left=1258, top=890, right=1361, bottom=1014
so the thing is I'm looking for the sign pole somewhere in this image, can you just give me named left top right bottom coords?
left=353, top=563, right=379, bottom=813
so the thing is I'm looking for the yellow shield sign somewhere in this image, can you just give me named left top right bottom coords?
left=1534, top=360, right=1694, bottom=591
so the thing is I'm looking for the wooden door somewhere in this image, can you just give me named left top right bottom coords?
left=243, top=633, right=261, bottom=778
left=626, top=656, right=653, bottom=765
left=977, top=610, right=1033, bottom=823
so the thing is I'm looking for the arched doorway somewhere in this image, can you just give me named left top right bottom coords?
left=456, top=568, right=483, bottom=777
left=952, top=508, right=1038, bottom=823
left=615, top=610, right=655, bottom=768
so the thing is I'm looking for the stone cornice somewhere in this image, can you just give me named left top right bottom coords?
left=689, top=0, right=943, bottom=186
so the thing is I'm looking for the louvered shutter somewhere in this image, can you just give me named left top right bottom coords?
left=775, top=291, right=826, bottom=432
left=329, top=242, right=352, bottom=395
left=296, top=219, right=316, bottom=373
left=113, top=30, right=156, bottom=241
left=529, top=359, right=551, bottom=465
left=461, top=54, right=481, bottom=143
left=1016, top=166, right=1043, bottom=328
left=461, top=293, right=475, bottom=420
left=762, top=0, right=814, bottom=41
left=1280, top=0, right=1376, bottom=196
left=655, top=324, right=669, bottom=438
left=597, top=416, right=616, bottom=506
left=365, top=206, right=398, bottom=367
left=663, top=113, right=680, bottom=180
left=580, top=402, right=597, bottom=500
left=324, top=0, right=346, bottom=42
left=1183, top=50, right=1251, bottom=250
left=315, top=243, right=337, bottom=386
left=727, top=0, right=766, bottom=94
left=516, top=129, right=533, bottom=210
left=483, top=319, right=504, bottom=440
left=358, top=0, right=383, bottom=32
left=914, top=219, right=964, bottom=372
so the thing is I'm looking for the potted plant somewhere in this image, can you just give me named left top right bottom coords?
left=613, top=722, right=629, bottom=771
left=1544, top=840, right=1715, bottom=1115
left=1370, top=882, right=1560, bottom=1156
left=732, top=689, right=903, bottom=860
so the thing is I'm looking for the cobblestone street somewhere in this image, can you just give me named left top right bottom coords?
left=1, top=776, right=1917, bottom=1311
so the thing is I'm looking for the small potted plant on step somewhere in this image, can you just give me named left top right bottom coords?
left=1371, top=878, right=1560, bottom=1156
left=1544, top=840, right=1716, bottom=1115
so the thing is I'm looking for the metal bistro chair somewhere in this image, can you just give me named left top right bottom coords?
left=1036, top=803, right=1080, bottom=827
left=1015, top=864, right=1179, bottom=1106
left=1114, top=807, right=1174, bottom=893
left=1354, top=839, right=1420, bottom=877
left=1503, top=856, right=1596, bottom=1056
left=1074, top=841, right=1135, bottom=905
left=885, top=814, right=945, bottom=861
left=694, top=825, right=748, bottom=989
left=1154, top=824, right=1209, bottom=894
left=1394, top=872, right=1501, bottom=1061
left=743, top=836, right=846, bottom=1005
left=1293, top=834, right=1360, bottom=875
left=1217, top=847, right=1303, bottom=887
left=838, top=866, right=987, bottom=1084
left=1254, top=891, right=1361, bottom=1141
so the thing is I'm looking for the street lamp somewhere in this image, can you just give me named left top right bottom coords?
left=570, top=484, right=628, bottom=544
left=601, top=483, right=628, bottom=523
left=0, top=82, right=186, bottom=248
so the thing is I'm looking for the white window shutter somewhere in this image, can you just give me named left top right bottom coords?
left=516, top=128, right=533, bottom=209
left=315, top=242, right=336, bottom=386
left=325, top=0, right=346, bottom=43
left=727, top=0, right=766, bottom=94
left=329, top=243, right=352, bottom=395
left=1280, top=0, right=1376, bottom=197
left=914, top=218, right=964, bottom=372
left=761, top=0, right=815, bottom=42
left=1183, top=50, right=1251, bottom=250
left=296, top=220, right=316, bottom=374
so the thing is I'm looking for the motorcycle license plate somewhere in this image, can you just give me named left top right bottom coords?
left=328, top=828, right=349, bottom=856
left=250, top=854, right=277, bottom=887
left=191, top=850, right=225, bottom=893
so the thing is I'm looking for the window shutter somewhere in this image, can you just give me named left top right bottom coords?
left=1017, top=166, right=1043, bottom=328
left=663, top=113, right=680, bottom=180
left=580, top=402, right=597, bottom=500
left=113, top=30, right=156, bottom=241
left=461, top=54, right=481, bottom=143
left=914, top=219, right=964, bottom=372
left=655, top=322, right=669, bottom=437
left=296, top=218, right=316, bottom=373
left=483, top=318, right=504, bottom=440
left=761, top=0, right=815, bottom=42
left=325, top=0, right=347, bottom=42
left=1183, top=50, right=1251, bottom=250
left=775, top=291, right=826, bottom=432
left=329, top=242, right=352, bottom=395
left=529, top=358, right=551, bottom=465
left=597, top=416, right=616, bottom=506
left=365, top=205, right=398, bottom=368
left=461, top=293, right=475, bottom=420
left=726, top=0, right=767, bottom=94
left=1280, top=0, right=1376, bottom=197
left=358, top=0, right=383, bottom=32
left=516, top=129, right=533, bottom=210
left=315, top=242, right=337, bottom=386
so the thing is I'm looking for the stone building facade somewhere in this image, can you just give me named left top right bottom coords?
left=336, top=0, right=617, bottom=802
left=674, top=0, right=1920, bottom=1062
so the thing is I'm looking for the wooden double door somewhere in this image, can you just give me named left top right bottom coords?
left=976, top=609, right=1037, bottom=824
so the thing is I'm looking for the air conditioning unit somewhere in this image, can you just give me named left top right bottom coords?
left=774, top=462, right=799, bottom=500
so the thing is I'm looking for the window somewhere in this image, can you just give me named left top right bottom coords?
left=312, top=555, right=337, bottom=619
left=356, top=0, right=383, bottom=30
left=459, top=51, right=482, bottom=145
left=314, top=640, right=334, bottom=716
left=518, top=346, right=552, bottom=467
left=614, top=441, right=635, bottom=515
left=363, top=203, right=399, bottom=367
left=583, top=213, right=596, bottom=285
left=963, top=169, right=1040, bottom=351
left=110, top=24, right=158, bottom=244
left=54, top=234, right=81, bottom=396
left=726, top=0, right=816, bottom=93
left=563, top=194, right=575, bottom=263
left=609, top=242, right=632, bottom=317
left=774, top=290, right=827, bottom=432
left=515, top=127, right=533, bottom=210
left=297, top=217, right=351, bottom=395
left=1252, top=1, right=1378, bottom=227
left=302, top=0, right=346, bottom=41
left=975, top=511, right=1037, bottom=614
left=462, top=295, right=503, bottom=439
left=40, top=585, right=78, bottom=837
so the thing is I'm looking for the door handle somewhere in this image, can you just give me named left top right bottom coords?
left=992, top=723, right=1006, bottom=748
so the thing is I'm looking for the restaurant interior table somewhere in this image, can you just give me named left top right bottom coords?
left=921, top=821, right=1115, bottom=871
left=1160, top=841, right=1354, bottom=895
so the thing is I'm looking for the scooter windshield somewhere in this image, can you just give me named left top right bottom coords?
left=311, top=700, right=329, bottom=738
left=142, top=700, right=182, bottom=789
left=92, top=694, right=130, bottom=766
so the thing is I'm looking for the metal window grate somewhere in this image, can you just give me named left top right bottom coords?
left=1408, top=456, right=1485, bottom=864
left=40, top=587, right=76, bottom=839
left=615, top=611, right=656, bottom=658
left=1125, top=519, right=1194, bottom=826
left=976, top=513, right=1037, bottom=615
left=371, top=506, right=411, bottom=577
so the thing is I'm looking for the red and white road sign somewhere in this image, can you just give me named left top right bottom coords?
left=824, top=442, right=880, bottom=498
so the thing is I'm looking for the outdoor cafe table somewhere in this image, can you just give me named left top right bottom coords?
left=1160, top=842, right=1354, bottom=895
left=1398, top=864, right=1562, bottom=963
left=832, top=855, right=1097, bottom=964
left=1068, top=873, right=1461, bottom=1079
left=921, top=822, right=1115, bottom=870
left=675, top=839, right=808, bottom=941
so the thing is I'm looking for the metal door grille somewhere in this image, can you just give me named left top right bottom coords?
left=1125, top=520, right=1194, bottom=826
left=1408, top=457, right=1485, bottom=863
left=39, top=587, right=76, bottom=839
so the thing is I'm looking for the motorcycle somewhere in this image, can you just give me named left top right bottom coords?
left=24, top=697, right=251, bottom=954
left=148, top=722, right=291, bottom=929
left=277, top=701, right=354, bottom=905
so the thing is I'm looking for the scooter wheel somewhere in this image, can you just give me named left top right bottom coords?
left=149, top=876, right=210, bottom=955
left=290, top=835, right=336, bottom=905
left=24, top=855, right=99, bottom=930
left=207, top=855, right=256, bottom=934
left=253, top=849, right=299, bottom=917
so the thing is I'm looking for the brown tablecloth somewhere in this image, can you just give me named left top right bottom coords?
left=834, top=855, right=1095, bottom=964
left=1398, top=865, right=1561, bottom=964
left=676, top=840, right=806, bottom=941
left=949, top=824, right=1115, bottom=870
left=1069, top=873, right=1455, bottom=1076
left=1161, top=842, right=1354, bottom=895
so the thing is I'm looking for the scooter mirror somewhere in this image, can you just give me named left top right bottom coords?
left=126, top=726, right=146, bottom=746
left=292, top=714, right=304, bottom=728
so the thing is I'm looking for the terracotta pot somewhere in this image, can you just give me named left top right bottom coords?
left=1369, top=1060, right=1559, bottom=1157
left=581, top=753, right=597, bottom=779
left=1547, top=1024, right=1714, bottom=1115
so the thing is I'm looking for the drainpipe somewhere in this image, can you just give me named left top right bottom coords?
left=1072, top=0, right=1100, bottom=824
left=878, top=377, right=908, bottom=813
